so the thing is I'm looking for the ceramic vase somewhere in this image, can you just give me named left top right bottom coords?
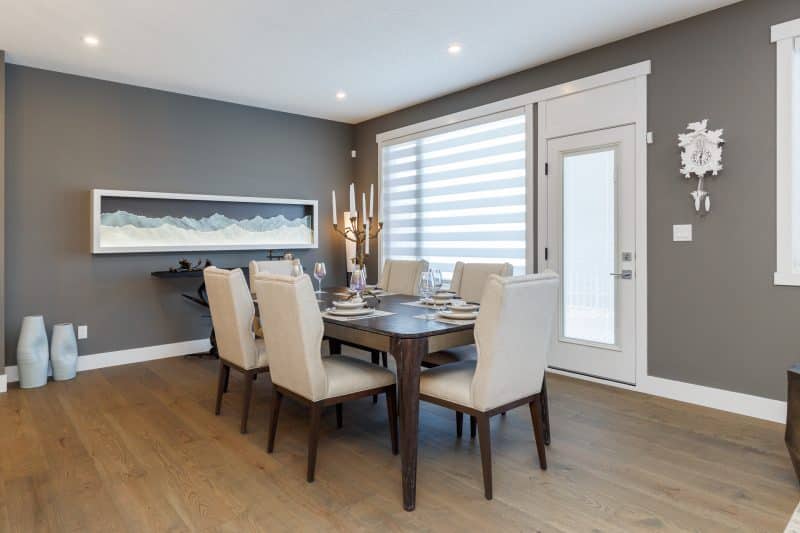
left=17, top=316, right=49, bottom=389
left=51, top=323, right=78, bottom=381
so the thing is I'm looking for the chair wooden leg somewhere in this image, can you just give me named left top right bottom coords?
left=307, top=403, right=323, bottom=482
left=215, top=362, right=228, bottom=415
left=541, top=376, right=551, bottom=445
left=240, top=371, right=254, bottom=434
left=386, top=387, right=399, bottom=455
left=371, top=351, right=380, bottom=403
left=336, top=403, right=343, bottom=429
left=456, top=412, right=464, bottom=438
left=529, top=395, right=548, bottom=470
left=476, top=414, right=493, bottom=500
left=267, top=389, right=282, bottom=453
left=381, top=351, right=388, bottom=368
left=470, top=415, right=477, bottom=439
left=222, top=363, right=230, bottom=393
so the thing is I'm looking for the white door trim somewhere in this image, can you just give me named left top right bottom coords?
left=538, top=71, right=649, bottom=387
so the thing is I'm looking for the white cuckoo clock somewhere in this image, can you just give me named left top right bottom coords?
left=678, top=119, right=724, bottom=214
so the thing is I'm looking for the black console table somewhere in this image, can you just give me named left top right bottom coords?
left=151, top=266, right=249, bottom=358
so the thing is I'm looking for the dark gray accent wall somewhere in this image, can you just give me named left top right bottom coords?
left=5, top=65, right=353, bottom=365
left=354, top=0, right=800, bottom=401
left=0, top=51, right=5, bottom=374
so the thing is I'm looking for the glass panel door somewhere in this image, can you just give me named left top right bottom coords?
left=562, top=148, right=617, bottom=346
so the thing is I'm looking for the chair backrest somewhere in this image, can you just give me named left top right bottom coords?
left=254, top=273, right=327, bottom=401
left=378, top=259, right=429, bottom=295
left=249, top=260, right=295, bottom=290
left=203, top=267, right=258, bottom=369
left=450, top=261, right=514, bottom=303
left=471, top=273, right=559, bottom=411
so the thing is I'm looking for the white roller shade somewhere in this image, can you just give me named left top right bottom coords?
left=381, top=110, right=527, bottom=281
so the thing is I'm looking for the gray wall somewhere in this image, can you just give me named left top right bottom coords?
left=0, top=51, right=5, bottom=373
left=5, top=65, right=353, bottom=365
left=354, top=0, right=800, bottom=401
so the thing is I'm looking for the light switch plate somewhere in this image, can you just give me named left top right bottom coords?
left=77, top=325, right=88, bottom=340
left=673, top=224, right=693, bottom=242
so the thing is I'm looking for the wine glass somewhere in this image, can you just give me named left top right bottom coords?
left=418, top=271, right=434, bottom=319
left=350, top=267, right=366, bottom=300
left=313, top=262, right=327, bottom=294
left=430, top=269, right=444, bottom=312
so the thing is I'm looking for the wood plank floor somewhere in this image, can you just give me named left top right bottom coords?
left=0, top=355, right=797, bottom=532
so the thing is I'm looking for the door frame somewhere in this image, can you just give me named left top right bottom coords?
left=536, top=74, right=648, bottom=387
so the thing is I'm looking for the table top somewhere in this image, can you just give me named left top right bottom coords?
left=317, top=292, right=475, bottom=339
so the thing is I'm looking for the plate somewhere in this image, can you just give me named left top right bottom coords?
left=437, top=309, right=478, bottom=320
left=432, top=292, right=455, bottom=301
left=327, top=307, right=374, bottom=317
left=332, top=299, right=366, bottom=309
left=448, top=302, right=479, bottom=312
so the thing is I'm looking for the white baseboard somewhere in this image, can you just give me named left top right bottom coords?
left=548, top=368, right=787, bottom=424
left=4, top=338, right=210, bottom=386
left=0, top=373, right=6, bottom=393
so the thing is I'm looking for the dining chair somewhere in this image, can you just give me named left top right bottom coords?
left=204, top=266, right=270, bottom=434
left=248, top=259, right=294, bottom=290
left=254, top=273, right=399, bottom=482
left=377, top=259, right=429, bottom=295
left=419, top=273, right=558, bottom=499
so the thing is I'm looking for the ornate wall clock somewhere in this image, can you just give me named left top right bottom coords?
left=678, top=119, right=724, bottom=214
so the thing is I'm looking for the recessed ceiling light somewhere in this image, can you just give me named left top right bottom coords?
left=447, top=43, right=462, bottom=55
left=335, top=90, right=347, bottom=101
left=82, top=34, right=100, bottom=47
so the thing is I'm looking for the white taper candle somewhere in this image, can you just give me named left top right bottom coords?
left=331, top=190, right=337, bottom=225
left=349, top=183, right=355, bottom=217
left=369, top=184, right=374, bottom=218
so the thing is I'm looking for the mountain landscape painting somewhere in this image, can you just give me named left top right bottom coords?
left=92, top=190, right=318, bottom=253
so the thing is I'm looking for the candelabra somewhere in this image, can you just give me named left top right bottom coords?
left=333, top=214, right=383, bottom=270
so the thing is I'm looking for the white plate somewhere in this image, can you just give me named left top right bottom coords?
left=448, top=302, right=479, bottom=312
left=437, top=309, right=478, bottom=320
left=332, top=299, right=366, bottom=309
left=432, top=292, right=455, bottom=301
left=327, top=307, right=374, bottom=317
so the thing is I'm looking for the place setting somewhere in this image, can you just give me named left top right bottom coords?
left=323, top=269, right=394, bottom=321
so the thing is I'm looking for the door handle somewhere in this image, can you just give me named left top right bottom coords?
left=610, top=270, right=633, bottom=280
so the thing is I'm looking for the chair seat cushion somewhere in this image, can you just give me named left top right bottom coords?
left=323, top=355, right=395, bottom=399
left=422, top=344, right=477, bottom=367
left=420, top=360, right=476, bottom=409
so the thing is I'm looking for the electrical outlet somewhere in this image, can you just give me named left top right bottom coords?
left=673, top=224, right=693, bottom=242
left=77, top=325, right=88, bottom=340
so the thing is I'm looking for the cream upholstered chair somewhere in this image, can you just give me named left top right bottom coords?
left=255, top=273, right=398, bottom=482
left=422, top=261, right=514, bottom=369
left=248, top=259, right=294, bottom=291
left=377, top=259, right=429, bottom=295
left=419, top=273, right=558, bottom=499
left=204, top=267, right=269, bottom=434
left=449, top=261, right=514, bottom=303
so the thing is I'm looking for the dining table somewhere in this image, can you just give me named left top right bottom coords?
left=318, top=291, right=476, bottom=511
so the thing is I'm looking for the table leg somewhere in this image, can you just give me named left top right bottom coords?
left=391, top=336, right=427, bottom=512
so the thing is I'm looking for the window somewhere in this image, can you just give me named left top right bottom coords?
left=379, top=110, right=527, bottom=282
left=773, top=18, right=800, bottom=285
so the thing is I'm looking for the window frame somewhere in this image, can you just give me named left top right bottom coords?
left=772, top=18, right=800, bottom=286
left=377, top=108, right=531, bottom=279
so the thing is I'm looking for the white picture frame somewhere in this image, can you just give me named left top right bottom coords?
left=91, top=189, right=319, bottom=254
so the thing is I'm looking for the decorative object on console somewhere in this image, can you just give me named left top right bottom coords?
left=169, top=258, right=212, bottom=273
left=51, top=323, right=78, bottom=381
left=331, top=183, right=382, bottom=276
left=91, top=189, right=318, bottom=253
left=678, top=119, right=724, bottom=214
left=17, top=315, right=49, bottom=389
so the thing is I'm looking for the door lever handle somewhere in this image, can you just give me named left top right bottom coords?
left=610, top=270, right=633, bottom=280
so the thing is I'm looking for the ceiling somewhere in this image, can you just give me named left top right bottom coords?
left=0, top=0, right=740, bottom=124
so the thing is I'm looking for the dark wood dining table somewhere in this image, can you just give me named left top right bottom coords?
left=318, top=291, right=475, bottom=511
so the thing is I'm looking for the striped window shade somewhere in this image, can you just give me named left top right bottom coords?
left=380, top=109, right=527, bottom=282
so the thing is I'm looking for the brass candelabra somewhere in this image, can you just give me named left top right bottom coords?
left=333, top=214, right=383, bottom=270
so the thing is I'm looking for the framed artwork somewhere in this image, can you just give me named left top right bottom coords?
left=91, top=189, right=318, bottom=254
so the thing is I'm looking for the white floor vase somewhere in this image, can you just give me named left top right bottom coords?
left=51, top=323, right=78, bottom=381
left=17, top=316, right=49, bottom=389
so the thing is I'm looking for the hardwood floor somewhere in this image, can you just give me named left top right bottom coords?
left=0, top=355, right=797, bottom=532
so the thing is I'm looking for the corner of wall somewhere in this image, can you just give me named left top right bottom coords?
left=1, top=49, right=6, bottom=385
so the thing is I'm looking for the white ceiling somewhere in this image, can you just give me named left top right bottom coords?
left=0, top=0, right=740, bottom=124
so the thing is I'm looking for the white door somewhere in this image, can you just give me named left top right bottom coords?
left=543, top=125, right=637, bottom=384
